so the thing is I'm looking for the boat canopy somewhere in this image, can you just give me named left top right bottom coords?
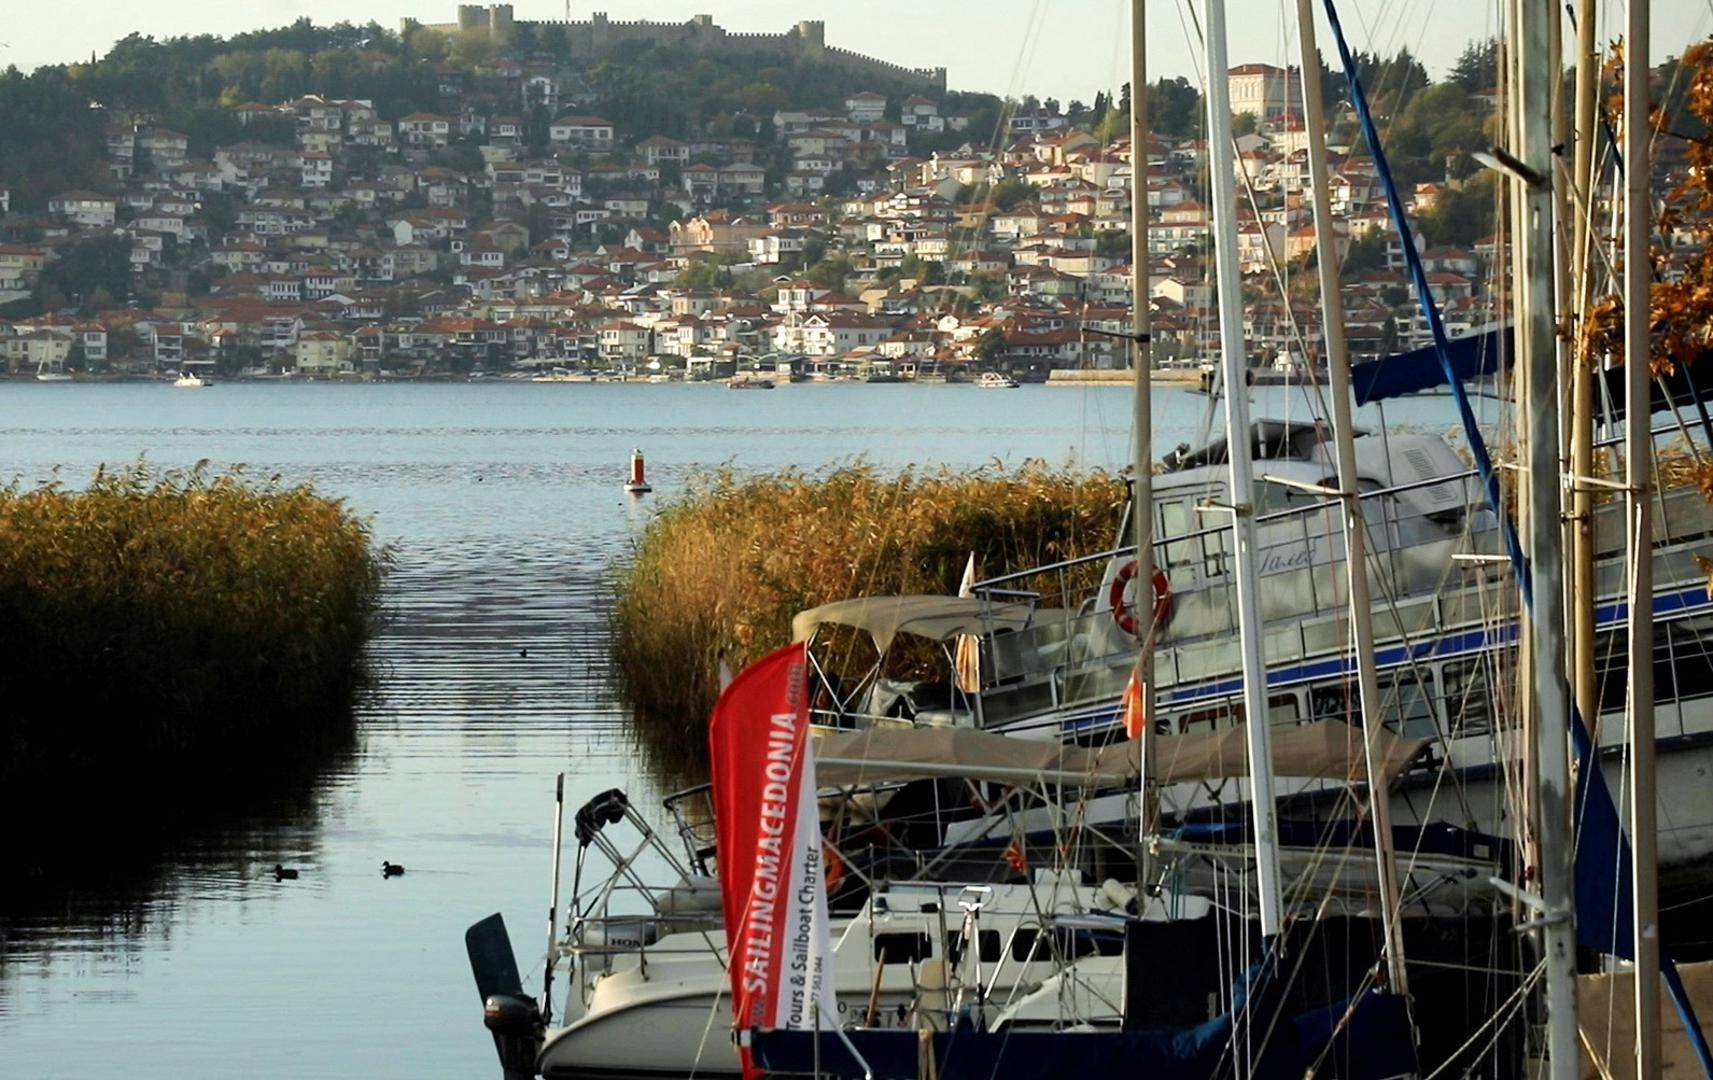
left=811, top=719, right=1426, bottom=789
left=1104, top=718, right=1428, bottom=785
left=815, top=726, right=1104, bottom=787
left=791, top=595, right=1065, bottom=653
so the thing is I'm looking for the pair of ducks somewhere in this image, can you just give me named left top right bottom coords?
left=272, top=862, right=405, bottom=881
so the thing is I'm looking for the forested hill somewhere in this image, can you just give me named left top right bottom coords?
left=0, top=18, right=1003, bottom=210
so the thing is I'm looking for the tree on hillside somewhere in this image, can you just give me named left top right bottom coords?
left=1147, top=76, right=1200, bottom=138
left=37, top=236, right=132, bottom=312
left=1418, top=172, right=1495, bottom=247
left=1449, top=39, right=1499, bottom=92
left=973, top=326, right=1007, bottom=363
left=991, top=178, right=1032, bottom=211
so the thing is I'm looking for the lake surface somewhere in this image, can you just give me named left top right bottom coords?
left=0, top=381, right=1466, bottom=1078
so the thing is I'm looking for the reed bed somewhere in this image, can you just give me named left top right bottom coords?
left=613, top=461, right=1126, bottom=766
left=0, top=464, right=388, bottom=857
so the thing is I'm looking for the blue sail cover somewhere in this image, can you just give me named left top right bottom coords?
left=1350, top=327, right=1509, bottom=405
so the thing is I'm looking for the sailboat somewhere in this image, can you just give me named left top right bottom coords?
left=35, top=357, right=72, bottom=382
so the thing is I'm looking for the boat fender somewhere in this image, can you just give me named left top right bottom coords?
left=1108, top=560, right=1170, bottom=636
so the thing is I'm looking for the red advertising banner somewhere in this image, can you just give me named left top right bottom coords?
left=708, top=642, right=838, bottom=1078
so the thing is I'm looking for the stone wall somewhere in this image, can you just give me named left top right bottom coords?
left=401, top=6, right=945, bottom=92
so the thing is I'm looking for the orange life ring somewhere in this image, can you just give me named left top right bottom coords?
left=1108, top=560, right=1171, bottom=636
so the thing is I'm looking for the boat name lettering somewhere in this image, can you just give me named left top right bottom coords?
left=1258, top=541, right=1317, bottom=576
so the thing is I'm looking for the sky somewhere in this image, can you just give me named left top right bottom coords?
left=5, top=0, right=1711, bottom=103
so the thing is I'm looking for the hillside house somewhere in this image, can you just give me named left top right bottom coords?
left=549, top=115, right=615, bottom=150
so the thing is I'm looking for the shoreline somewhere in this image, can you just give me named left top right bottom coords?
left=5, top=369, right=1242, bottom=387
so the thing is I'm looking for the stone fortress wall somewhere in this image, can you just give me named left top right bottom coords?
left=401, top=6, right=947, bottom=92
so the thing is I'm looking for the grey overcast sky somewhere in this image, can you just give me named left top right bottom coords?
left=6, top=1, right=1711, bottom=102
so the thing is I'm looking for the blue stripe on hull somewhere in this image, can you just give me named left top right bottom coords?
left=1041, top=584, right=1713, bottom=735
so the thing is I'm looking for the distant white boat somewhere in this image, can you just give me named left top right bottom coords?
left=35, top=359, right=72, bottom=383
left=977, top=371, right=1020, bottom=389
left=173, top=373, right=212, bottom=388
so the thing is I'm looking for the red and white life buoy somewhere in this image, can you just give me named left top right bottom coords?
left=1108, top=559, right=1171, bottom=637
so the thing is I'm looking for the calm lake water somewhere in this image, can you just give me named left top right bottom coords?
left=0, top=380, right=1467, bottom=1079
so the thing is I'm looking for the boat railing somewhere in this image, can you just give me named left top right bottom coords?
left=973, top=473, right=1713, bottom=733
left=970, top=469, right=1493, bottom=722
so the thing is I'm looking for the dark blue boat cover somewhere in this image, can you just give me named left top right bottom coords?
left=1349, top=327, right=1509, bottom=405
left=751, top=984, right=1413, bottom=1080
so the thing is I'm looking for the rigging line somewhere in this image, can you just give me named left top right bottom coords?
left=1325, top=2, right=1713, bottom=1076
left=1421, top=960, right=1546, bottom=1080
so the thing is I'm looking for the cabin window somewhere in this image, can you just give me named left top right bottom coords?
left=1310, top=682, right=1356, bottom=724
left=1178, top=702, right=1235, bottom=734
left=1658, top=620, right=1713, bottom=706
left=1157, top=498, right=1197, bottom=587
left=1178, top=694, right=1297, bottom=734
left=1441, top=660, right=1495, bottom=738
left=1009, top=927, right=1043, bottom=962
left=873, top=932, right=932, bottom=964
left=947, top=930, right=1003, bottom=965
left=1381, top=669, right=1438, bottom=739
left=1008, top=926, right=1124, bottom=963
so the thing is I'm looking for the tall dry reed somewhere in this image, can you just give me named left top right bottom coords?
left=0, top=463, right=388, bottom=858
left=613, top=461, right=1125, bottom=771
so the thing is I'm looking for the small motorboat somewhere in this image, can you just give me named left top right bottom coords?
left=173, top=372, right=212, bottom=388
left=976, top=372, right=1020, bottom=389
left=727, top=377, right=775, bottom=390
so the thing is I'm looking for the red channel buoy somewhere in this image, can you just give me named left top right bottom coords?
left=624, top=449, right=652, bottom=494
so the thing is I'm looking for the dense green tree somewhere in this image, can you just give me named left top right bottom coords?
left=1419, top=173, right=1496, bottom=247
left=991, top=178, right=1032, bottom=211
left=805, top=252, right=855, bottom=291
left=1146, top=77, right=1201, bottom=138
left=1448, top=40, right=1499, bottom=92
left=37, top=236, right=133, bottom=311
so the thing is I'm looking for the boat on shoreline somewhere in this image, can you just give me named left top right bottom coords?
left=976, top=372, right=1019, bottom=389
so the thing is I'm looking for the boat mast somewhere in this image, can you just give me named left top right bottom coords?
left=1514, top=0, right=1581, bottom=1073
left=1622, top=0, right=1661, bottom=1070
left=1128, top=0, right=1159, bottom=893
left=1568, top=0, right=1599, bottom=743
left=1201, top=0, right=1284, bottom=938
left=1292, top=0, right=1407, bottom=995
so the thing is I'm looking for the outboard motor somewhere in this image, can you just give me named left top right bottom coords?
left=483, top=992, right=544, bottom=1080
left=466, top=912, right=543, bottom=1080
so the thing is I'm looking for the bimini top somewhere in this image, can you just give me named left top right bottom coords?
left=791, top=595, right=1065, bottom=653
left=809, top=720, right=1427, bottom=790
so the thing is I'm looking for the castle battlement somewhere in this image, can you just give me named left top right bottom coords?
left=401, top=6, right=940, bottom=91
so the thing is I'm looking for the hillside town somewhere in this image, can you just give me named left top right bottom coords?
left=0, top=23, right=1679, bottom=382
